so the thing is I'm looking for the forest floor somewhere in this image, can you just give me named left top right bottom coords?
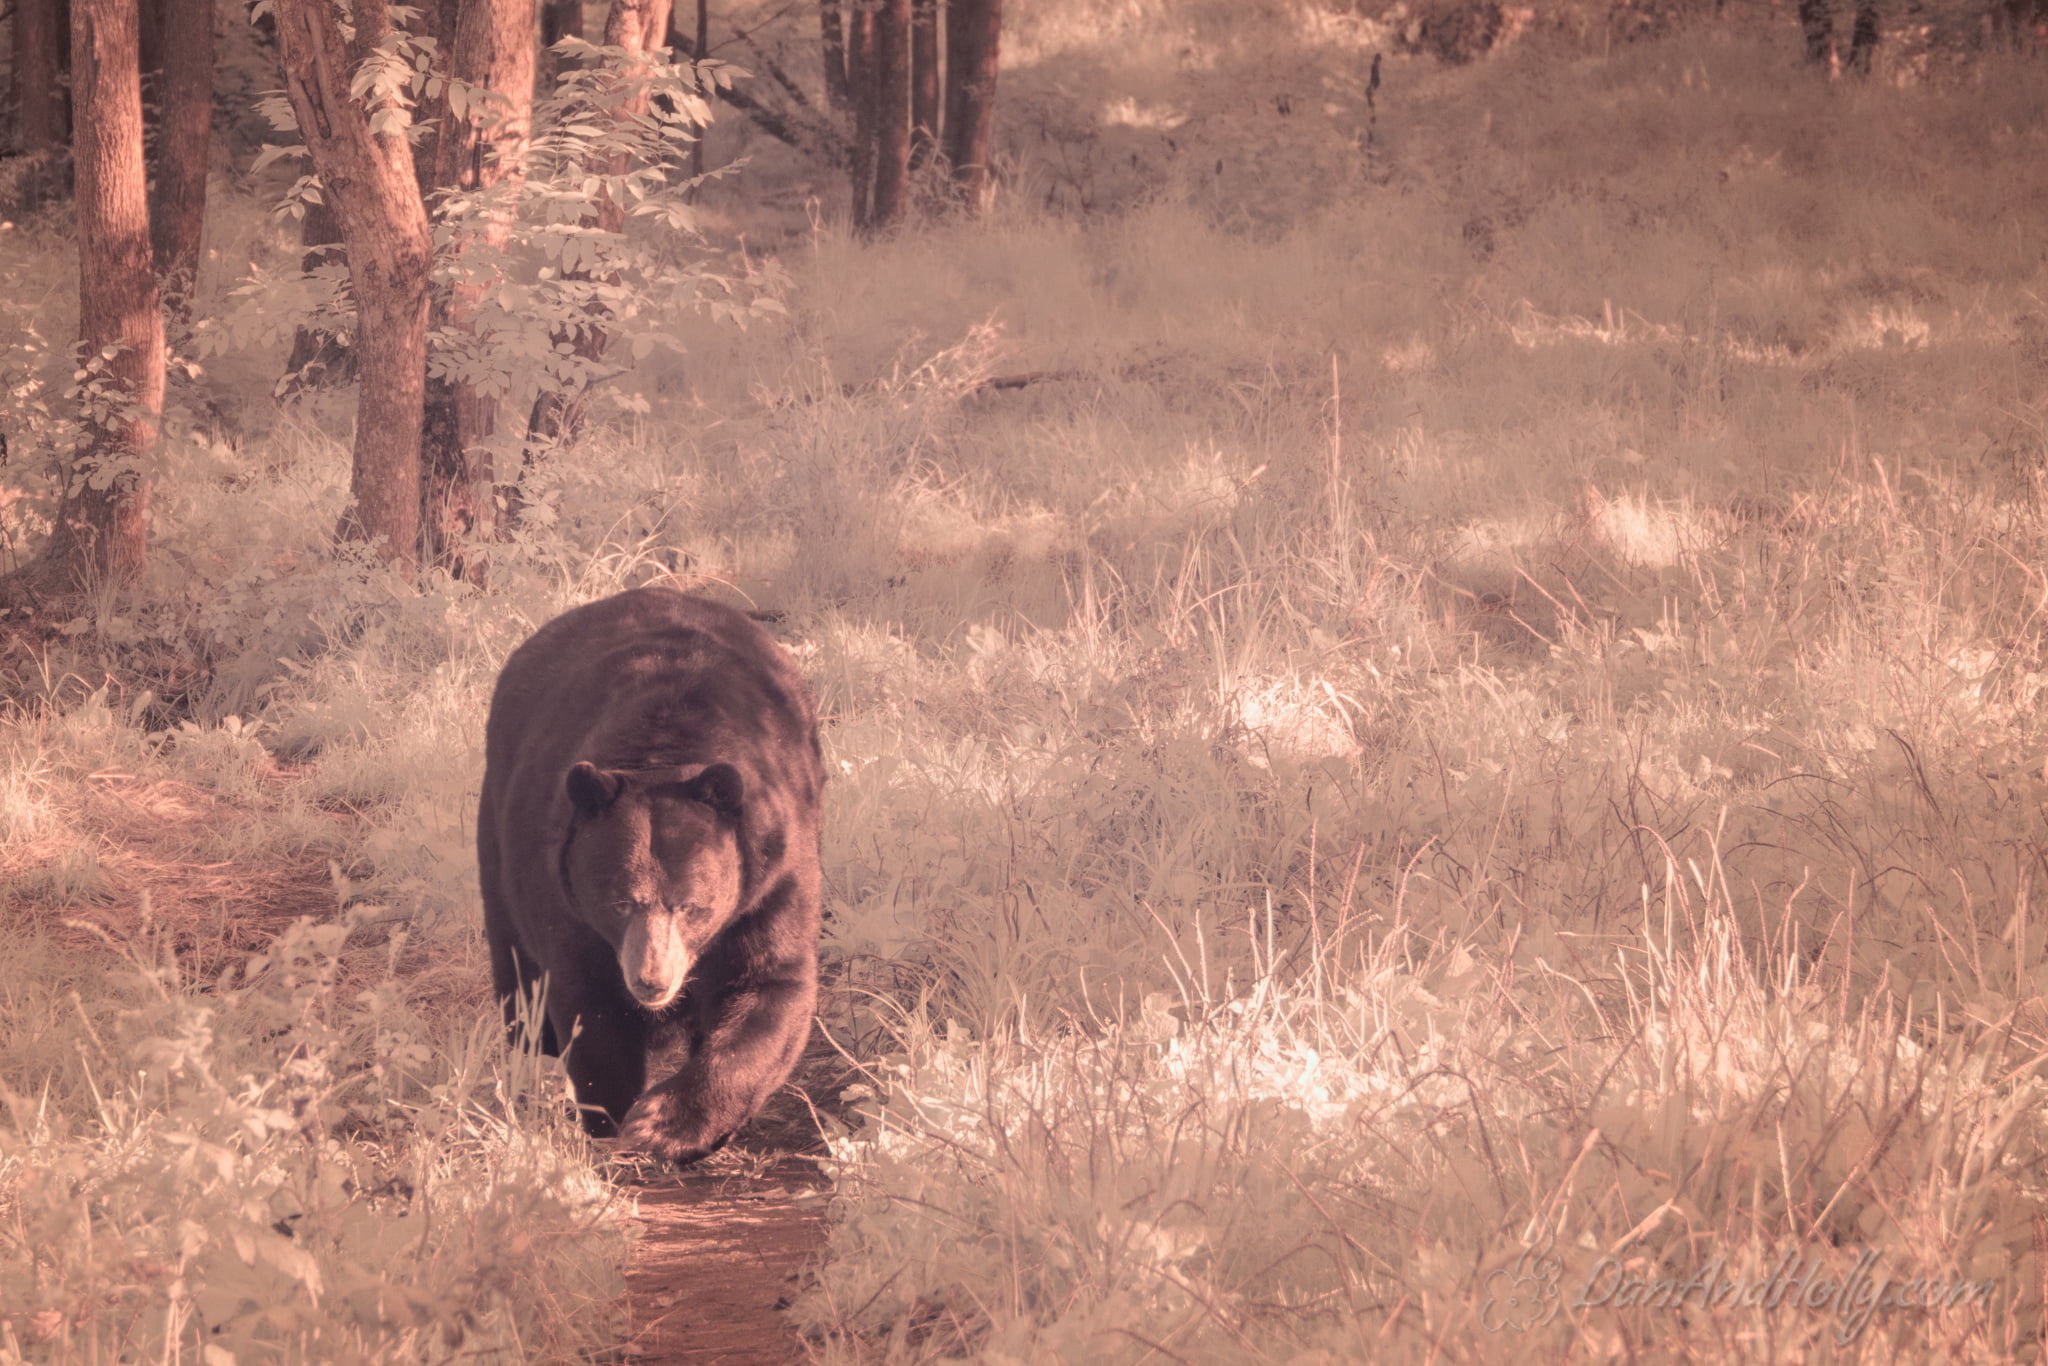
left=614, top=1045, right=847, bottom=1362
left=619, top=1163, right=828, bottom=1364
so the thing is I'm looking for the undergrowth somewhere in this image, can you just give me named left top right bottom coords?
left=0, top=913, right=626, bottom=1364
left=798, top=861, right=2043, bottom=1362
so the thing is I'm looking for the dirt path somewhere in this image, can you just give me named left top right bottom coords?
left=621, top=1161, right=829, bottom=1363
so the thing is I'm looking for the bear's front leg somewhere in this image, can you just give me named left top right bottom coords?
left=556, top=1000, right=651, bottom=1137
left=618, top=964, right=817, bottom=1164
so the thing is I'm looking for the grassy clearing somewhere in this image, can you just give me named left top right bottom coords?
left=4, top=1, right=2048, bottom=1361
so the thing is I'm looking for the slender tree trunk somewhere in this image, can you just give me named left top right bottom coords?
left=689, top=0, right=709, bottom=179
left=600, top=0, right=671, bottom=234
left=541, top=0, right=584, bottom=48
left=272, top=0, right=433, bottom=575
left=1992, top=0, right=2048, bottom=47
left=847, top=0, right=876, bottom=227
left=869, top=0, right=911, bottom=228
left=1798, top=0, right=1831, bottom=62
left=23, top=0, right=165, bottom=595
left=418, top=0, right=537, bottom=576
left=539, top=0, right=583, bottom=95
left=942, top=0, right=998, bottom=212
left=909, top=0, right=939, bottom=171
left=940, top=0, right=966, bottom=161
left=13, top=0, right=67, bottom=210
left=150, top=0, right=215, bottom=319
left=281, top=196, right=353, bottom=392
left=1800, top=0, right=1880, bottom=72
left=1847, top=0, right=1879, bottom=71
left=819, top=0, right=850, bottom=116
left=410, top=0, right=462, bottom=200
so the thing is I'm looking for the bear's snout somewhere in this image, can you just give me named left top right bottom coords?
left=621, top=909, right=691, bottom=1008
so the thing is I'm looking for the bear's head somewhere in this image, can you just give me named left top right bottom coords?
left=560, top=760, right=745, bottom=1010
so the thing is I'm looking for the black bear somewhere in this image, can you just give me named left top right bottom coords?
left=478, top=587, right=825, bottom=1164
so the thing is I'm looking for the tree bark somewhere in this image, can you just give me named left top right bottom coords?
left=599, top=0, right=671, bottom=233
left=1799, top=0, right=1878, bottom=70
left=689, top=0, right=709, bottom=180
left=1847, top=0, right=1879, bottom=72
left=137, top=0, right=164, bottom=74
left=819, top=0, right=850, bottom=116
left=541, top=0, right=584, bottom=48
left=281, top=196, right=354, bottom=393
left=410, top=0, right=463, bottom=200
left=942, top=0, right=998, bottom=212
left=1798, top=0, right=1833, bottom=63
left=418, top=0, right=537, bottom=577
left=150, top=0, right=215, bottom=319
left=539, top=0, right=583, bottom=95
left=847, top=0, right=876, bottom=227
left=603, top=0, right=674, bottom=64
left=272, top=0, right=433, bottom=575
left=909, top=0, right=939, bottom=171
left=867, top=0, right=910, bottom=228
left=12, top=0, right=67, bottom=210
left=25, top=0, right=164, bottom=594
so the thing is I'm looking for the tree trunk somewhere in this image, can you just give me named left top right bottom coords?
left=1847, top=0, right=1879, bottom=72
left=600, top=0, right=671, bottom=234
left=418, top=0, right=537, bottom=577
left=281, top=196, right=354, bottom=393
left=539, top=0, right=583, bottom=95
left=150, top=0, right=215, bottom=319
left=1992, top=0, right=2048, bottom=48
left=819, top=0, right=850, bottom=116
left=1798, top=0, right=1833, bottom=63
left=272, top=0, right=433, bottom=575
left=689, top=0, right=709, bottom=180
left=942, top=0, right=998, bottom=212
left=137, top=0, right=164, bottom=74
left=909, top=0, right=939, bottom=171
left=1800, top=0, right=1880, bottom=72
left=868, top=0, right=911, bottom=227
left=603, top=0, right=674, bottom=63
left=24, top=0, right=165, bottom=595
left=541, top=0, right=584, bottom=48
left=410, top=0, right=463, bottom=200
left=847, top=0, right=876, bottom=227
left=12, top=0, right=67, bottom=211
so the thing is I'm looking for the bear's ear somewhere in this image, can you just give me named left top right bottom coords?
left=565, top=761, right=624, bottom=817
left=681, top=762, right=744, bottom=821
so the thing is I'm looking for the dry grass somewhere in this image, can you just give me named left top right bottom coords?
left=5, top=773, right=333, bottom=954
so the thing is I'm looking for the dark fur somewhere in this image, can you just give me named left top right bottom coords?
left=478, top=587, right=824, bottom=1164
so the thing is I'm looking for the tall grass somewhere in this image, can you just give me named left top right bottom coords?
left=796, top=855, right=2040, bottom=1360
left=0, top=912, right=628, bottom=1363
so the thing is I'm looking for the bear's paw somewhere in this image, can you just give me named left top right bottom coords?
left=618, top=1091, right=728, bottom=1167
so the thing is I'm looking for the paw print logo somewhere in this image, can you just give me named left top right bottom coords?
left=1480, top=1230, right=1564, bottom=1333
